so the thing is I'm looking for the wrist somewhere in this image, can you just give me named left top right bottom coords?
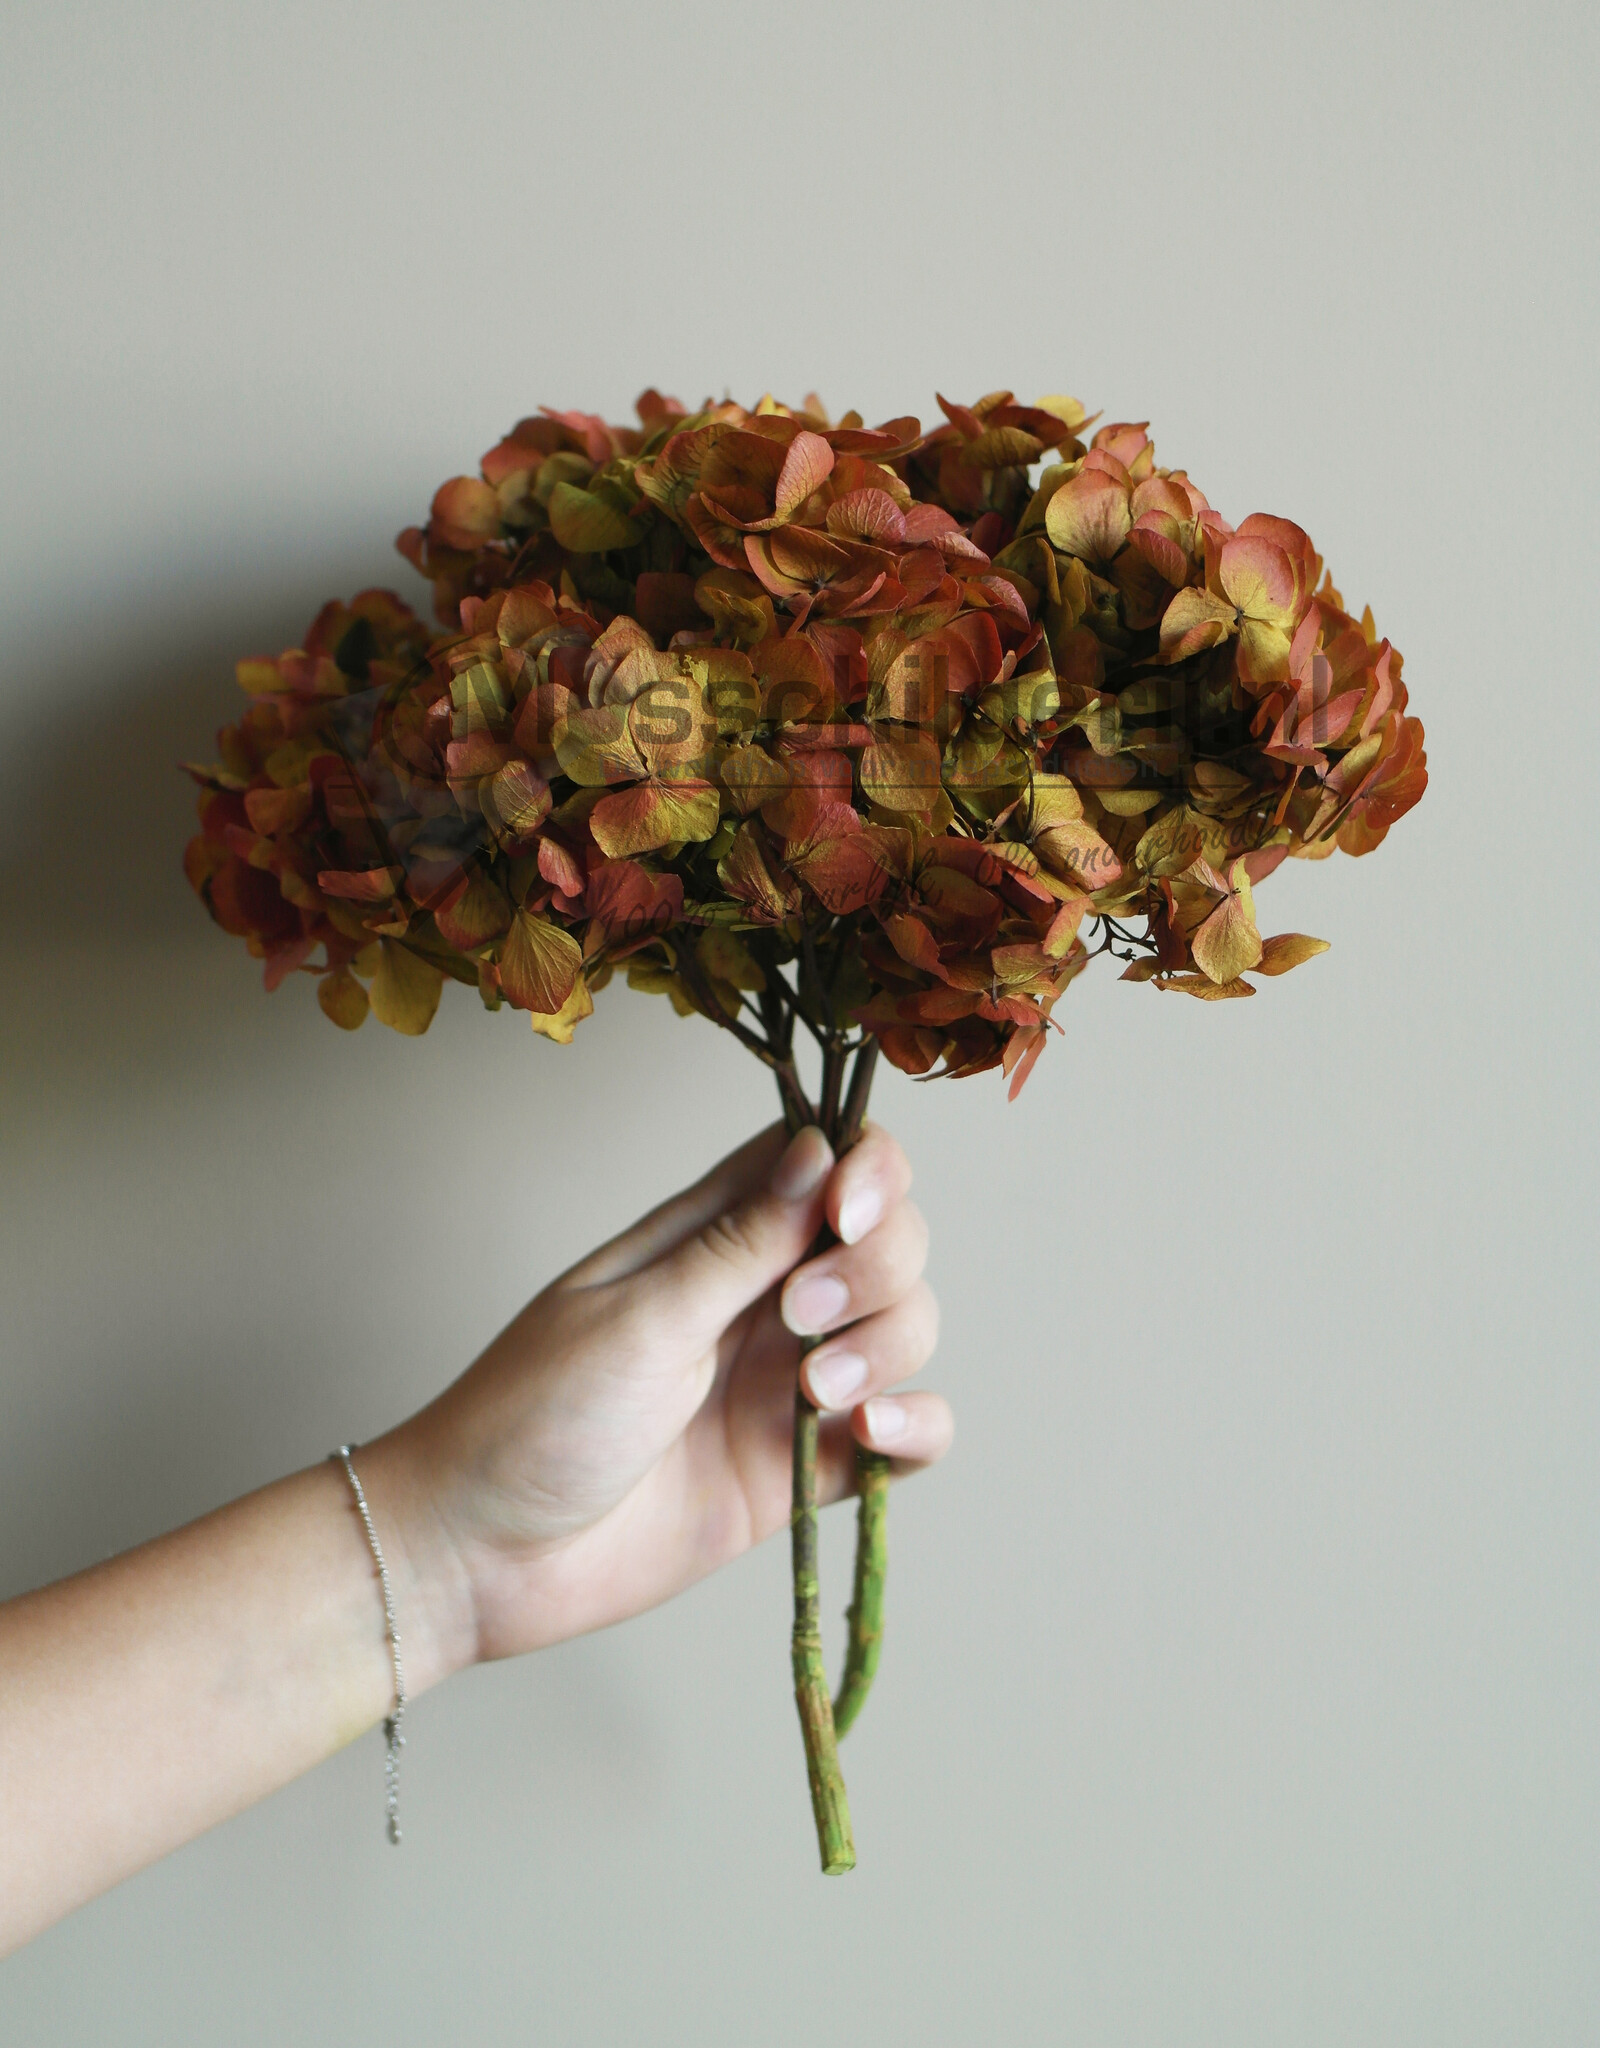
left=349, top=1422, right=482, bottom=1696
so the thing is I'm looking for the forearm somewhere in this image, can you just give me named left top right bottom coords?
left=0, top=1434, right=472, bottom=1954
left=0, top=1125, right=943, bottom=1953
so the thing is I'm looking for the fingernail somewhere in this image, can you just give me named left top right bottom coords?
left=836, top=1186, right=882, bottom=1246
left=783, top=1272, right=849, bottom=1335
left=863, top=1396, right=909, bottom=1445
left=771, top=1127, right=832, bottom=1203
left=807, top=1349, right=867, bottom=1410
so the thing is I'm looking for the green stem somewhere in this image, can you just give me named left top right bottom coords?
left=836, top=1035, right=879, bottom=1152
left=831, top=1445, right=890, bottom=1737
left=790, top=1370, right=854, bottom=1875
left=786, top=1032, right=855, bottom=1873
left=675, top=940, right=812, bottom=1134
left=826, top=1036, right=888, bottom=1738
left=779, top=1023, right=891, bottom=1871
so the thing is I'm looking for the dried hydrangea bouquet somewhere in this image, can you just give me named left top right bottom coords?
left=185, top=388, right=1427, bottom=1871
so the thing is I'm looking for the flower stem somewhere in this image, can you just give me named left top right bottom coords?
left=778, top=1029, right=888, bottom=1871
left=826, top=1037, right=888, bottom=1739
left=831, top=1445, right=889, bottom=1737
left=790, top=1369, right=854, bottom=1874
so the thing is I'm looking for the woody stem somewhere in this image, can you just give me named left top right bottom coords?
left=786, top=1032, right=853, bottom=1872
left=675, top=941, right=810, bottom=1133
left=825, top=1038, right=888, bottom=1738
left=791, top=1344, right=853, bottom=1874
left=779, top=1011, right=889, bottom=1867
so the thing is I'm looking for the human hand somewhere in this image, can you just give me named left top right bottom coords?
left=368, top=1122, right=949, bottom=1688
left=0, top=1120, right=945, bottom=1945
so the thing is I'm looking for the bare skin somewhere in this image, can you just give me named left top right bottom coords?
left=0, top=1123, right=948, bottom=1955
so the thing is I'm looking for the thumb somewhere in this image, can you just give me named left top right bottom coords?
left=635, top=1125, right=834, bottom=1349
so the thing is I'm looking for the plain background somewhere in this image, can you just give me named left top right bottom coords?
left=2, top=2, right=1595, bottom=2041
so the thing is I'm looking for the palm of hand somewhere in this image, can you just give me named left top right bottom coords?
left=403, top=1123, right=946, bottom=1662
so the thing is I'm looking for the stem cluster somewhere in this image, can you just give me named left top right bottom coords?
left=673, top=917, right=887, bottom=1874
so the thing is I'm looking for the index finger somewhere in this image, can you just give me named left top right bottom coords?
left=825, top=1122, right=912, bottom=1247
left=557, top=1121, right=795, bottom=1289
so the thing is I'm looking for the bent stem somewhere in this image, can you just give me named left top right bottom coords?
left=677, top=922, right=888, bottom=1873
left=780, top=1034, right=886, bottom=1873
left=824, top=1039, right=889, bottom=1739
left=790, top=1364, right=854, bottom=1873
left=831, top=1445, right=889, bottom=1738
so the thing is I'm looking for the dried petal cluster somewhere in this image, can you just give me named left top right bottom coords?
left=185, top=390, right=1427, bottom=1094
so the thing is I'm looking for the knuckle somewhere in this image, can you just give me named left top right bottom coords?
left=904, top=1395, right=950, bottom=1453
left=916, top=1282, right=941, bottom=1352
left=696, top=1202, right=764, bottom=1271
left=894, top=1203, right=930, bottom=1280
left=893, top=1289, right=939, bottom=1374
left=872, top=1123, right=909, bottom=1173
left=868, top=1133, right=912, bottom=1202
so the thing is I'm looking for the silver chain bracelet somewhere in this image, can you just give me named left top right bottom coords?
left=333, top=1445, right=407, bottom=1845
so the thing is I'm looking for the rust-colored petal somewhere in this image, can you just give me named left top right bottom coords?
left=1045, top=469, right=1132, bottom=563
left=370, top=940, right=444, bottom=1034
left=430, top=477, right=502, bottom=550
left=1190, top=860, right=1262, bottom=984
left=1254, top=933, right=1330, bottom=975
left=590, top=778, right=720, bottom=857
left=497, top=910, right=581, bottom=1015
left=318, top=967, right=370, bottom=1030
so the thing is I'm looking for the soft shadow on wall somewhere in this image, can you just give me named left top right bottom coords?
left=0, top=581, right=383, bottom=1592
left=0, top=571, right=403, bottom=948
left=0, top=573, right=783, bottom=1599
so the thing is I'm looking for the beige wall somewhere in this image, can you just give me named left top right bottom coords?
left=3, top=3, right=1596, bottom=2040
